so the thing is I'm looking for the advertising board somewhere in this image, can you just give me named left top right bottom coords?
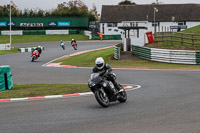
left=58, top=22, right=70, bottom=26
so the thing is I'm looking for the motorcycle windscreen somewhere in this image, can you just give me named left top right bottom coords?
left=33, top=50, right=38, bottom=54
left=90, top=73, right=102, bottom=84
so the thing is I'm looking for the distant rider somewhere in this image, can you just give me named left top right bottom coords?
left=92, top=57, right=123, bottom=93
left=60, top=40, right=65, bottom=46
left=32, top=45, right=42, bottom=57
left=71, top=39, right=77, bottom=45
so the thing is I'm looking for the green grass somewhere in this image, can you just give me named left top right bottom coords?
left=0, top=84, right=90, bottom=99
left=0, top=34, right=88, bottom=44
left=54, top=47, right=200, bottom=69
left=181, top=25, right=200, bottom=34
left=0, top=47, right=19, bottom=55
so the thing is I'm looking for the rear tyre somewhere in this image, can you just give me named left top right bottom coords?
left=117, top=84, right=127, bottom=103
left=95, top=89, right=109, bottom=107
left=73, top=46, right=77, bottom=50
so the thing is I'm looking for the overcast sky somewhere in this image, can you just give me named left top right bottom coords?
left=1, top=0, right=200, bottom=14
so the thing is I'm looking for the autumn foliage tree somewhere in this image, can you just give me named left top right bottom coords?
left=0, top=0, right=97, bottom=21
left=118, top=0, right=136, bottom=5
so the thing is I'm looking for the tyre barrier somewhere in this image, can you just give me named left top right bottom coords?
left=18, top=46, right=45, bottom=53
left=114, top=46, right=120, bottom=60
left=0, top=65, right=13, bottom=91
left=132, top=45, right=200, bottom=65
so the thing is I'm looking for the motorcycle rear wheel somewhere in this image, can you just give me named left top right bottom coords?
left=73, top=46, right=77, bottom=50
left=95, top=90, right=109, bottom=107
left=117, top=84, right=127, bottom=103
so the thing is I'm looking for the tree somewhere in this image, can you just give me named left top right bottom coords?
left=152, top=1, right=164, bottom=4
left=118, top=0, right=136, bottom=5
left=37, top=9, right=45, bottom=17
left=90, top=4, right=98, bottom=20
left=0, top=0, right=97, bottom=21
left=51, top=0, right=97, bottom=20
left=0, top=2, right=20, bottom=17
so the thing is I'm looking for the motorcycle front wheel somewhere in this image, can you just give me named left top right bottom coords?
left=95, top=89, right=109, bottom=107
left=31, top=55, right=35, bottom=62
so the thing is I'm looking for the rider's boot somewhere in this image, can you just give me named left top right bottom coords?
left=114, top=83, right=124, bottom=93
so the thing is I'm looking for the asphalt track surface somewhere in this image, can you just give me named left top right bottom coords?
left=1, top=41, right=200, bottom=133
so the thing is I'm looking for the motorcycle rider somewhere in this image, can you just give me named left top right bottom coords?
left=60, top=40, right=65, bottom=46
left=71, top=39, right=76, bottom=45
left=93, top=57, right=123, bottom=93
left=71, top=38, right=77, bottom=50
left=32, top=45, right=42, bottom=57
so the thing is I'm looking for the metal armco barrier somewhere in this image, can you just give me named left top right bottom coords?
left=196, top=52, right=200, bottom=65
left=132, top=45, right=200, bottom=65
left=132, top=45, right=151, bottom=60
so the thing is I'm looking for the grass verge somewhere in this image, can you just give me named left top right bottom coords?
left=54, top=47, right=200, bottom=69
left=150, top=25, right=200, bottom=50
left=0, top=84, right=90, bottom=99
left=0, top=34, right=88, bottom=44
left=0, top=47, right=19, bottom=55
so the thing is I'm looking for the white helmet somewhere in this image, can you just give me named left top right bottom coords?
left=72, top=39, right=74, bottom=41
left=95, top=57, right=105, bottom=69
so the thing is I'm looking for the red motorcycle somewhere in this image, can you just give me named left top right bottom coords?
left=72, top=42, right=78, bottom=50
left=31, top=50, right=39, bottom=62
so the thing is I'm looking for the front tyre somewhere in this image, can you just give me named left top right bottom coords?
left=95, top=89, right=109, bottom=107
left=31, top=55, right=35, bottom=62
left=117, top=84, right=127, bottom=103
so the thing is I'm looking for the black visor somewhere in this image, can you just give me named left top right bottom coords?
left=96, top=63, right=103, bottom=68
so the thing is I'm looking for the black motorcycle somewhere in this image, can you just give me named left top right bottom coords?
left=88, top=72, right=127, bottom=107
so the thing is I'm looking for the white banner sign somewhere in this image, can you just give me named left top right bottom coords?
left=20, top=23, right=43, bottom=27
left=0, top=44, right=11, bottom=50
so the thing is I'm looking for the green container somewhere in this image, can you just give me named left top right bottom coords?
left=92, top=34, right=121, bottom=40
left=103, top=35, right=121, bottom=40
left=92, top=34, right=100, bottom=40
left=0, top=65, right=13, bottom=91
